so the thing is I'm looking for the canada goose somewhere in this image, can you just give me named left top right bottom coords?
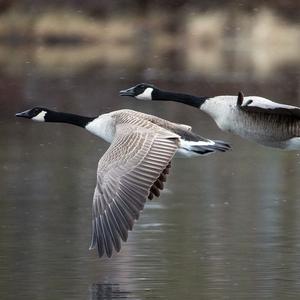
left=16, top=107, right=230, bottom=257
left=120, top=83, right=300, bottom=150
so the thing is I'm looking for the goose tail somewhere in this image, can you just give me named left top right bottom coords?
left=177, top=138, right=231, bottom=157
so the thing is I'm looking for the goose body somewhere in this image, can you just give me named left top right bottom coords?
left=16, top=107, right=230, bottom=257
left=120, top=84, right=300, bottom=150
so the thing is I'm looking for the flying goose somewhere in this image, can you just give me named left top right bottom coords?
left=16, top=107, right=230, bottom=257
left=120, top=83, right=300, bottom=150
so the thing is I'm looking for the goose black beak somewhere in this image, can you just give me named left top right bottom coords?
left=15, top=109, right=32, bottom=119
left=119, top=87, right=135, bottom=97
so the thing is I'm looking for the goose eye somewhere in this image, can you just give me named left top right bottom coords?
left=34, top=108, right=43, bottom=115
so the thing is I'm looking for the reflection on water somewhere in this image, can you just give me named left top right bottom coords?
left=90, top=283, right=132, bottom=300
left=0, top=3, right=300, bottom=300
left=0, top=6, right=299, bottom=79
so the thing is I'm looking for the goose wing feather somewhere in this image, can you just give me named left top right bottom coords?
left=239, top=96, right=300, bottom=118
left=121, top=109, right=192, bottom=132
left=90, top=124, right=178, bottom=257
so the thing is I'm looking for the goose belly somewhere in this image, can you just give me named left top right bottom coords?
left=223, top=112, right=300, bottom=149
left=285, top=138, right=300, bottom=150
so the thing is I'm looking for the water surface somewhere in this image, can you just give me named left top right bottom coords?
left=1, top=9, right=300, bottom=298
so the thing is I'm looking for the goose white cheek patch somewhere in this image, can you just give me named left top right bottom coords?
left=32, top=111, right=47, bottom=122
left=136, top=87, right=153, bottom=100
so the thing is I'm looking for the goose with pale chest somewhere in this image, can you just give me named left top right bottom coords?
left=16, top=107, right=230, bottom=257
left=120, top=83, right=300, bottom=150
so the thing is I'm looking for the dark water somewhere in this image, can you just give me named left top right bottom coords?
left=1, top=71, right=300, bottom=300
left=1, top=14, right=300, bottom=298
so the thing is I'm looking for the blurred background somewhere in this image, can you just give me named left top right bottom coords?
left=0, top=1, right=300, bottom=299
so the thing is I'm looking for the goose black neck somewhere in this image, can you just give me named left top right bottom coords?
left=45, top=111, right=96, bottom=128
left=152, top=89, right=208, bottom=108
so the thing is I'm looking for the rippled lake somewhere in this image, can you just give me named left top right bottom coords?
left=1, top=71, right=300, bottom=299
left=1, top=5, right=300, bottom=299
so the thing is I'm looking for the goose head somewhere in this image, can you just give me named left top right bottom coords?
left=16, top=107, right=97, bottom=128
left=15, top=107, right=51, bottom=122
left=16, top=107, right=115, bottom=142
left=120, top=83, right=155, bottom=100
left=120, top=83, right=209, bottom=109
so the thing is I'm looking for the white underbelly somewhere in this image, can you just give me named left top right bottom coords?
left=219, top=118, right=300, bottom=150
left=285, top=137, right=300, bottom=150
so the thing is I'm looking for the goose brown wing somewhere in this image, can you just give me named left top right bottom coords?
left=241, top=104, right=300, bottom=118
left=238, top=93, right=300, bottom=119
left=89, top=124, right=179, bottom=257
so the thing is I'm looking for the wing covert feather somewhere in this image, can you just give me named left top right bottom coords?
left=239, top=97, right=300, bottom=119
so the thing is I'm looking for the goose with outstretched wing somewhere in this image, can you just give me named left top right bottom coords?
left=16, top=108, right=230, bottom=257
